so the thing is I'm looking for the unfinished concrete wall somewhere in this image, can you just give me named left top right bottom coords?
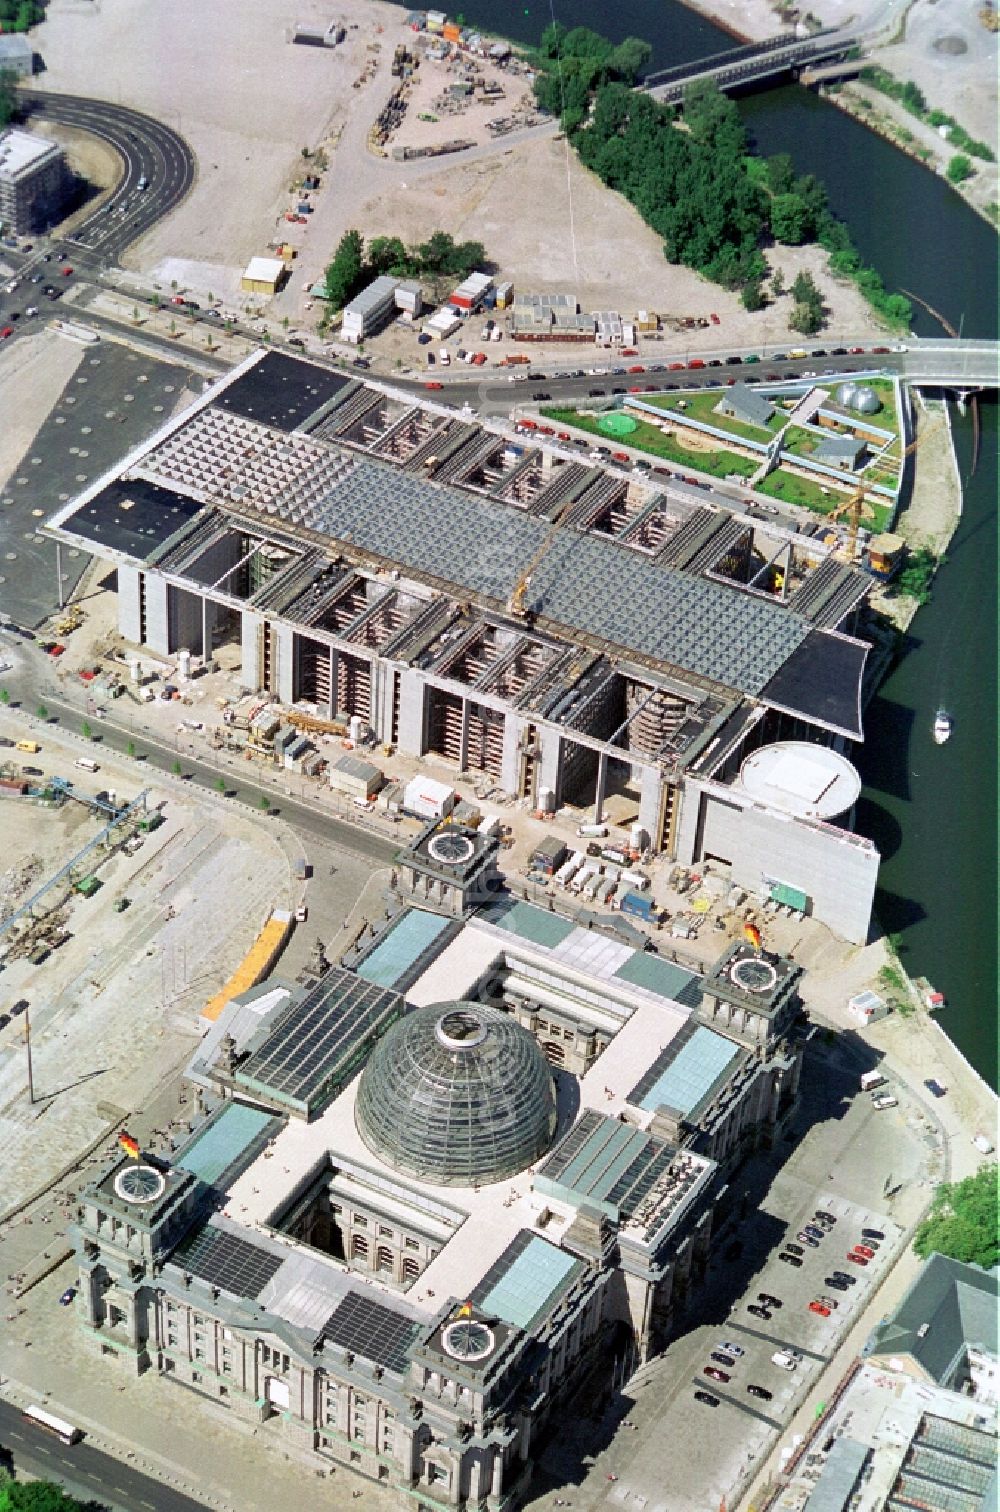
left=144, top=575, right=170, bottom=655
left=168, top=585, right=206, bottom=657
left=680, top=779, right=879, bottom=944
left=240, top=610, right=263, bottom=692
left=396, top=669, right=426, bottom=757
left=117, top=565, right=142, bottom=645
left=276, top=624, right=295, bottom=705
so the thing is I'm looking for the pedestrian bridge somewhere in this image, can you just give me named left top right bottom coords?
left=644, top=29, right=862, bottom=104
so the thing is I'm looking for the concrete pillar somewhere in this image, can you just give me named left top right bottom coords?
left=396, top=669, right=426, bottom=757
left=594, top=750, right=608, bottom=824
left=501, top=713, right=526, bottom=796
left=537, top=728, right=562, bottom=805
left=638, top=765, right=665, bottom=850
left=241, top=610, right=264, bottom=692
left=459, top=697, right=470, bottom=771
left=328, top=645, right=338, bottom=722
left=117, top=565, right=142, bottom=644
left=276, top=624, right=295, bottom=705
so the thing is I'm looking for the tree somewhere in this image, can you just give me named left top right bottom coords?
left=127, top=740, right=136, bottom=757
left=0, top=69, right=17, bottom=130
left=81, top=720, right=92, bottom=740
left=770, top=192, right=810, bottom=245
left=36, top=704, right=48, bottom=721
left=771, top=268, right=785, bottom=297
left=215, top=777, right=226, bottom=793
left=947, top=154, right=972, bottom=183
left=367, top=235, right=408, bottom=275
left=914, top=1165, right=999, bottom=1268
left=741, top=278, right=765, bottom=312
left=258, top=793, right=270, bottom=810
left=171, top=760, right=182, bottom=776
left=791, top=269, right=822, bottom=308
left=766, top=153, right=796, bottom=195
left=324, top=228, right=365, bottom=309
left=0, top=688, right=8, bottom=705
left=0, top=1482, right=91, bottom=1510
left=789, top=299, right=822, bottom=335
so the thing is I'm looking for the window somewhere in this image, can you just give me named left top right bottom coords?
left=351, top=1235, right=369, bottom=1261
left=404, top=1237, right=419, bottom=1251
left=219, top=1386, right=229, bottom=1399
left=194, top=1345, right=205, bottom=1361
left=378, top=1225, right=394, bottom=1238
left=353, top=1215, right=368, bottom=1229
left=261, top=1345, right=271, bottom=1366
left=332, top=1204, right=342, bottom=1215
left=376, top=1245, right=394, bottom=1274
left=380, top=1414, right=395, bottom=1453
left=402, top=1257, right=420, bottom=1283
left=166, top=1329, right=179, bottom=1348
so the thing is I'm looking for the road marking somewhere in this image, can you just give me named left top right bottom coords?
left=689, top=1378, right=783, bottom=1428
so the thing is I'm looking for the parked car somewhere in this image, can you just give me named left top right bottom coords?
left=853, top=1243, right=876, bottom=1259
left=846, top=1251, right=869, bottom=1266
left=779, top=1253, right=803, bottom=1267
left=924, top=1078, right=947, bottom=1097
left=717, top=1341, right=745, bottom=1357
left=746, top=1384, right=772, bottom=1400
left=831, top=1270, right=857, bottom=1286
left=816, top=1295, right=840, bottom=1310
left=747, top=1305, right=772, bottom=1321
left=809, top=1301, right=831, bottom=1317
left=797, top=1232, right=820, bottom=1248
left=758, top=1293, right=782, bottom=1310
left=815, top=1211, right=837, bottom=1226
left=59, top=1287, right=77, bottom=1306
left=785, top=1243, right=804, bottom=1256
left=861, top=1228, right=885, bottom=1242
left=824, top=1276, right=850, bottom=1291
left=704, top=1367, right=730, bottom=1383
left=873, top=1095, right=898, bottom=1110
left=711, top=1351, right=736, bottom=1369
left=803, top=1225, right=825, bottom=1241
left=424, top=381, right=443, bottom=390
left=694, top=1390, right=720, bottom=1407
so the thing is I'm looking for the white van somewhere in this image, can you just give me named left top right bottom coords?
left=859, top=1071, right=886, bottom=1092
left=438, top=347, right=451, bottom=366
left=75, top=757, right=100, bottom=772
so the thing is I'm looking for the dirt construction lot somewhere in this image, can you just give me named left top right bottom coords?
left=0, top=716, right=290, bottom=1212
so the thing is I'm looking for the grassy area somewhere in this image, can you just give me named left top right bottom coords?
left=642, top=387, right=778, bottom=444
left=541, top=407, right=758, bottom=479
left=757, top=468, right=893, bottom=529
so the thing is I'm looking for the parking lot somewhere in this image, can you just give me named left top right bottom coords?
left=530, top=1033, right=932, bottom=1512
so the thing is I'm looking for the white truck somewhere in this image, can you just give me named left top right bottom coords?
left=860, top=1071, right=887, bottom=1092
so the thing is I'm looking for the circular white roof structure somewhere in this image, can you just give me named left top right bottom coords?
left=738, top=741, right=861, bottom=820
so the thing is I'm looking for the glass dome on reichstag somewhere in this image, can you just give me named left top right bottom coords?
left=355, top=1002, right=558, bottom=1188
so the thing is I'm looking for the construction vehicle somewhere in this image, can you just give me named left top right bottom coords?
left=55, top=605, right=85, bottom=635
left=507, top=493, right=580, bottom=622
left=828, top=417, right=942, bottom=564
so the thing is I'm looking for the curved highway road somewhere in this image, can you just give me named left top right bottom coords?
left=18, top=91, right=195, bottom=264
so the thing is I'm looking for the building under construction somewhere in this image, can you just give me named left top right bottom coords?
left=46, top=352, right=880, bottom=942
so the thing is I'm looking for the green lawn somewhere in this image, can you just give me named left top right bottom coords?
left=642, top=387, right=779, bottom=444
left=541, top=407, right=758, bottom=479
left=757, top=468, right=893, bottom=530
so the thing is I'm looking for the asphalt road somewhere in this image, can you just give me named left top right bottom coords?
left=0, top=1396, right=208, bottom=1512
left=18, top=91, right=195, bottom=266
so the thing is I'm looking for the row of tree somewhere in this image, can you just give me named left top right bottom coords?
left=0, top=68, right=17, bottom=129
left=0, top=0, right=44, bottom=33
left=530, top=24, right=912, bottom=327
left=324, top=229, right=487, bottom=310
left=531, top=24, right=652, bottom=133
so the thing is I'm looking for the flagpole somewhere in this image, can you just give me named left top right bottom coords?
left=25, top=1002, right=34, bottom=1106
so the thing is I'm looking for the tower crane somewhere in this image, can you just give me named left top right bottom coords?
left=507, top=492, right=580, bottom=622
left=827, top=416, right=942, bottom=563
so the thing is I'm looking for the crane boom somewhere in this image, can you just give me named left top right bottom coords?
left=507, top=493, right=579, bottom=620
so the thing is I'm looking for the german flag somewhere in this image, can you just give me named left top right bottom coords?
left=743, top=922, right=762, bottom=953
left=118, top=1132, right=141, bottom=1159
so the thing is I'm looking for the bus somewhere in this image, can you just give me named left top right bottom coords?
left=22, top=1404, right=83, bottom=1445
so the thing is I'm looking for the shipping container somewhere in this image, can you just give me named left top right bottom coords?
left=620, top=890, right=659, bottom=922
left=403, top=776, right=456, bottom=821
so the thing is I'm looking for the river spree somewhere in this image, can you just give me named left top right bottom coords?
left=462, top=0, right=998, bottom=1084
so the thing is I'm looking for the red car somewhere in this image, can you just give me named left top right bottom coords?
left=61, top=265, right=73, bottom=276
left=424, top=380, right=443, bottom=390
left=612, top=451, right=629, bottom=462
left=171, top=294, right=186, bottom=305
left=668, top=361, right=685, bottom=370
left=556, top=431, right=570, bottom=440
left=627, top=364, right=644, bottom=373
left=628, top=385, right=642, bottom=393
left=849, top=346, right=864, bottom=354
left=853, top=1244, right=875, bottom=1259
left=0, top=326, right=12, bottom=339
left=710, top=312, right=721, bottom=324
left=689, top=358, right=706, bottom=369
left=809, top=1301, right=831, bottom=1317
left=536, top=424, right=554, bottom=435
left=846, top=1251, right=869, bottom=1266
left=704, top=1366, right=730, bottom=1383
left=872, top=346, right=890, bottom=354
